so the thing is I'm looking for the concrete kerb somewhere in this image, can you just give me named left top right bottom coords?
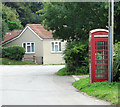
left=72, top=75, right=89, bottom=81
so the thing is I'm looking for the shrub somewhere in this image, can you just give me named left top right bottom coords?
left=56, top=67, right=71, bottom=76
left=2, top=46, right=25, bottom=60
left=0, top=46, right=2, bottom=58
left=113, top=41, right=120, bottom=81
left=64, top=40, right=89, bottom=74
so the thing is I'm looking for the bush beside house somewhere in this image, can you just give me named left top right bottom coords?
left=63, top=40, right=89, bottom=75
left=2, top=46, right=25, bottom=61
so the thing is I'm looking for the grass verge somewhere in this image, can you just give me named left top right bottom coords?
left=0, top=58, right=37, bottom=65
left=56, top=67, right=71, bottom=76
left=72, top=77, right=119, bottom=104
left=56, top=67, right=88, bottom=76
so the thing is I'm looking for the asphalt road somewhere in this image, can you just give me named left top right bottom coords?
left=0, top=65, right=111, bottom=105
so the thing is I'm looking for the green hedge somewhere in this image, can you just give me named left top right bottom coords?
left=2, top=46, right=25, bottom=60
left=64, top=40, right=89, bottom=74
left=113, top=41, right=120, bottom=81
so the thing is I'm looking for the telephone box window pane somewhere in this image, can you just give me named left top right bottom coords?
left=98, top=65, right=103, bottom=69
left=102, top=70, right=105, bottom=73
left=98, top=55, right=103, bottom=60
left=95, top=41, right=97, bottom=45
left=97, top=60, right=102, bottom=64
left=95, top=56, right=98, bottom=59
left=102, top=60, right=105, bottom=64
left=97, top=46, right=105, bottom=50
left=97, top=51, right=104, bottom=55
left=97, top=75, right=105, bottom=78
left=98, top=70, right=102, bottom=73
left=97, top=41, right=105, bottom=45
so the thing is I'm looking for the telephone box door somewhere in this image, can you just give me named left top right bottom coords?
left=94, top=38, right=108, bottom=82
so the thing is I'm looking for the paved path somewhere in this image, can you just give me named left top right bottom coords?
left=0, top=65, right=111, bottom=105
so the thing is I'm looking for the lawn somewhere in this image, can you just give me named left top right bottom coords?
left=56, top=67, right=89, bottom=76
left=72, top=77, right=119, bottom=104
left=0, top=58, right=37, bottom=65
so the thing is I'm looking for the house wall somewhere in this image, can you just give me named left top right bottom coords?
left=3, top=28, right=43, bottom=64
left=43, top=39, right=66, bottom=64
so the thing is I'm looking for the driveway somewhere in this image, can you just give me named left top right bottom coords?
left=0, top=65, right=111, bottom=105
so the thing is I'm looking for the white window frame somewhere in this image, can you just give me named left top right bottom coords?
left=51, top=41, right=62, bottom=53
left=22, top=42, right=35, bottom=53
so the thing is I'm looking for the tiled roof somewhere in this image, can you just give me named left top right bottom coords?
left=2, top=24, right=53, bottom=44
left=27, top=24, right=53, bottom=39
left=2, top=30, right=22, bottom=44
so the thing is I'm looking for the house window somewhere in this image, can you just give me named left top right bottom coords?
left=22, top=42, right=35, bottom=53
left=51, top=41, right=62, bottom=52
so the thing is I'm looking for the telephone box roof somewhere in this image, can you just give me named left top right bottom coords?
left=90, top=29, right=109, bottom=34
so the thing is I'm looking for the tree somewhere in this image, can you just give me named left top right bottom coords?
left=4, top=2, right=44, bottom=27
left=2, top=4, right=23, bottom=40
left=2, top=11, right=9, bottom=40
left=114, top=2, right=120, bottom=42
left=2, top=4, right=23, bottom=29
left=39, top=2, right=108, bottom=41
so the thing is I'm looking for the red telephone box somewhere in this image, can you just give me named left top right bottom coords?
left=89, top=29, right=109, bottom=83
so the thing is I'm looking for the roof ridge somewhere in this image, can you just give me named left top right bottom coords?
left=2, top=24, right=53, bottom=45
left=27, top=24, right=42, bottom=25
left=27, top=24, right=53, bottom=39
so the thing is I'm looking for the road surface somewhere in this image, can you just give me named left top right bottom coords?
left=0, top=65, right=111, bottom=105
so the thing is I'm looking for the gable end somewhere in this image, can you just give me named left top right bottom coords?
left=2, top=26, right=43, bottom=46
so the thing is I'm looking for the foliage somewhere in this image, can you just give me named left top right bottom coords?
left=114, top=2, right=120, bottom=42
left=72, top=77, right=119, bottom=104
left=0, top=46, right=2, bottom=58
left=2, top=46, right=25, bottom=61
left=2, top=4, right=23, bottom=39
left=2, top=11, right=9, bottom=40
left=2, top=2, right=44, bottom=40
left=56, top=67, right=88, bottom=76
left=2, top=2, right=120, bottom=42
left=0, top=58, right=37, bottom=65
left=8, top=21, right=21, bottom=31
left=4, top=2, right=43, bottom=27
left=39, top=2, right=120, bottom=42
left=2, top=19, right=9, bottom=40
left=56, top=67, right=70, bottom=76
left=113, top=41, right=120, bottom=82
left=2, top=4, right=23, bottom=29
left=64, top=40, right=89, bottom=74
left=39, top=2, right=108, bottom=41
